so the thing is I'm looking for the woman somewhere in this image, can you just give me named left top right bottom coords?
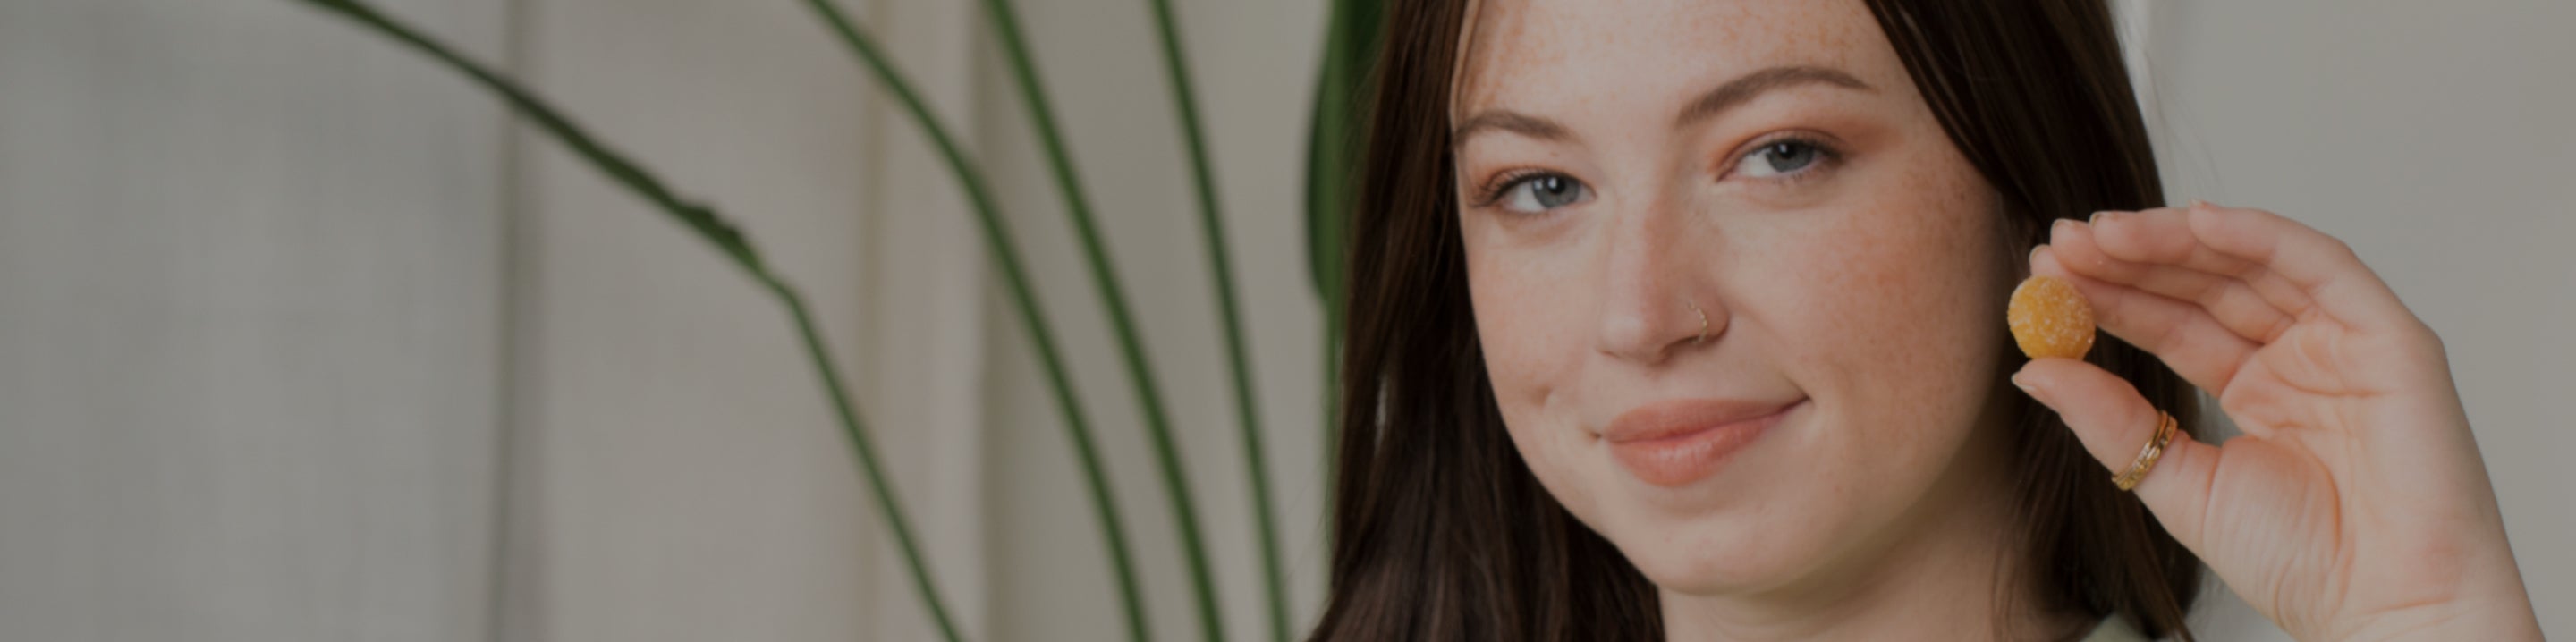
left=1311, top=1, right=2544, bottom=640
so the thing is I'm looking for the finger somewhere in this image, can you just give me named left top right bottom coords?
left=2078, top=209, right=2320, bottom=330
left=2012, top=357, right=2221, bottom=553
left=2181, top=202, right=2417, bottom=331
left=2047, top=219, right=2299, bottom=344
left=2031, top=244, right=2257, bottom=393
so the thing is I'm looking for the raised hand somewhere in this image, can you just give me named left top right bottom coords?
left=2011, top=202, right=2542, bottom=641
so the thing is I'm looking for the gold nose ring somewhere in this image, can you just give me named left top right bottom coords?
left=1686, top=299, right=1708, bottom=345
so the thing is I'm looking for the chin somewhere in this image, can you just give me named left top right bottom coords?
left=1576, top=410, right=1853, bottom=596
left=1608, top=503, right=1845, bottom=596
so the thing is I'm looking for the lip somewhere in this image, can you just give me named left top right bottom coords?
left=1604, top=397, right=1802, bottom=487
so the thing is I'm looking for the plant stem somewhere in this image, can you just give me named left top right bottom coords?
left=284, top=1, right=966, bottom=639
left=767, top=278, right=962, bottom=642
left=792, top=1, right=1177, bottom=639
left=1130, top=1, right=1285, bottom=640
left=970, top=0, right=1211, bottom=638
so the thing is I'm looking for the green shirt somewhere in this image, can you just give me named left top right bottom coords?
left=2081, top=616, right=2152, bottom=642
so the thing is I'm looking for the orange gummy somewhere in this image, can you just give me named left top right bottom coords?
left=2007, top=275, right=2095, bottom=359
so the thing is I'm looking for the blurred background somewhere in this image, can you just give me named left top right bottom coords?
left=0, top=0, right=2565, bottom=640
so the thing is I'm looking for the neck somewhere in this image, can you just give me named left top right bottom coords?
left=1659, top=391, right=2075, bottom=642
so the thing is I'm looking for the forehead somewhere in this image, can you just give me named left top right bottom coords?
left=1454, top=0, right=1894, bottom=119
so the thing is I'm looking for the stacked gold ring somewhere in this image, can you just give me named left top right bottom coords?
left=2113, top=411, right=2178, bottom=492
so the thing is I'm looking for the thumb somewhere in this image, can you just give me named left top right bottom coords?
left=2012, top=357, right=2219, bottom=552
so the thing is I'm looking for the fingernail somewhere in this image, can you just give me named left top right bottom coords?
left=2027, top=243, right=2047, bottom=266
left=2051, top=217, right=2078, bottom=240
left=2011, top=372, right=2052, bottom=405
left=2089, top=210, right=2120, bottom=226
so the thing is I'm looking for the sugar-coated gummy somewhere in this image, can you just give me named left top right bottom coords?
left=2008, top=275, right=2095, bottom=359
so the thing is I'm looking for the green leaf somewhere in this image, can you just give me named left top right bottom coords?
left=1305, top=0, right=1384, bottom=524
left=1130, top=0, right=1283, bottom=639
left=1306, top=0, right=1384, bottom=313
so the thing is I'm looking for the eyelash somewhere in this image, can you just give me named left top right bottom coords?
left=1468, top=132, right=1847, bottom=211
left=1723, top=132, right=1844, bottom=184
left=1470, top=168, right=1558, bottom=208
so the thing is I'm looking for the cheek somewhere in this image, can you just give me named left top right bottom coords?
left=1464, top=228, right=1587, bottom=414
left=1463, top=228, right=1603, bottom=504
left=1768, top=154, right=2009, bottom=448
left=1815, top=216, right=1998, bottom=371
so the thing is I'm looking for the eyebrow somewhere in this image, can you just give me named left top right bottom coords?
left=1673, top=65, right=1873, bottom=129
left=1452, top=110, right=1569, bottom=145
left=1452, top=64, right=1875, bottom=147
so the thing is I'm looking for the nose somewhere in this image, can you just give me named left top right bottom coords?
left=1595, top=200, right=1726, bottom=364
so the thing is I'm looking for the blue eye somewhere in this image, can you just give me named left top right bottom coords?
left=1494, top=173, right=1592, bottom=214
left=1736, top=139, right=1826, bottom=178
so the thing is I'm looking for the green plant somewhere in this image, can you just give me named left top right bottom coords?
left=290, top=0, right=1385, bottom=639
left=963, top=0, right=1239, bottom=637
left=1306, top=0, right=1385, bottom=490
left=285, top=1, right=986, bottom=638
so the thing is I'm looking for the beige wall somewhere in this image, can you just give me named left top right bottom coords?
left=0, top=0, right=2563, bottom=640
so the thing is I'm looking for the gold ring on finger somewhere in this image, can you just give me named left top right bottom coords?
left=2113, top=410, right=2178, bottom=492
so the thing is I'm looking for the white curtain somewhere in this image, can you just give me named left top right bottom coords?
left=0, top=0, right=510, bottom=639
left=0, top=0, right=1334, bottom=639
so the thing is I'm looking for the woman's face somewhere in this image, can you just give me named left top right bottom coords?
left=1454, top=0, right=2021, bottom=596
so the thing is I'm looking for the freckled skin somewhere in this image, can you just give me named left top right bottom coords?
left=1453, top=0, right=2037, bottom=633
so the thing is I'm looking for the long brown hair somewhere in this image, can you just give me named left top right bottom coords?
left=1311, top=1, right=2202, bottom=640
